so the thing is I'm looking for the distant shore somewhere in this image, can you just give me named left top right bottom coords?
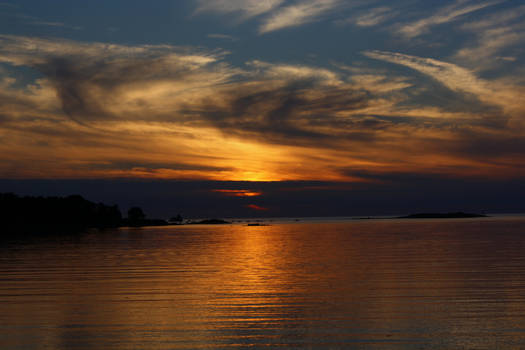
left=0, top=193, right=237, bottom=236
left=397, top=212, right=488, bottom=219
left=353, top=212, right=489, bottom=220
left=2, top=192, right=495, bottom=237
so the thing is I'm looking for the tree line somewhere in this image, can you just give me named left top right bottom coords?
left=1, top=193, right=167, bottom=235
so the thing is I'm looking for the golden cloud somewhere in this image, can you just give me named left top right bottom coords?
left=0, top=36, right=524, bottom=182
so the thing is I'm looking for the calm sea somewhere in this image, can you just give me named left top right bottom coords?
left=1, top=217, right=525, bottom=349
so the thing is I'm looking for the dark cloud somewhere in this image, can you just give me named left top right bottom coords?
left=86, top=160, right=232, bottom=173
left=453, top=130, right=525, bottom=159
left=404, top=78, right=505, bottom=121
left=0, top=36, right=378, bottom=148
left=33, top=54, right=224, bottom=122
left=186, top=81, right=371, bottom=145
left=29, top=50, right=373, bottom=146
left=0, top=93, right=47, bottom=124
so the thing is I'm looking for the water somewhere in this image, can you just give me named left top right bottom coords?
left=1, top=217, right=525, bottom=349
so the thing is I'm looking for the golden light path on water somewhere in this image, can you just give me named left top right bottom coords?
left=2, top=218, right=525, bottom=349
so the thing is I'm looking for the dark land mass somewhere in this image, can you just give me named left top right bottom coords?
left=1, top=193, right=234, bottom=238
left=0, top=193, right=172, bottom=236
left=398, top=212, right=489, bottom=219
left=1, top=193, right=123, bottom=235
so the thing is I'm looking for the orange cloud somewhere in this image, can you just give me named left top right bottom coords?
left=246, top=204, right=269, bottom=211
left=213, top=189, right=263, bottom=197
left=1, top=36, right=525, bottom=183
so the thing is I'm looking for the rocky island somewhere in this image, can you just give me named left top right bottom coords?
left=398, top=212, right=488, bottom=219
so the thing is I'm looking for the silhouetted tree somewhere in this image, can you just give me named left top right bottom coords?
left=127, top=206, right=145, bottom=226
left=170, top=214, right=183, bottom=223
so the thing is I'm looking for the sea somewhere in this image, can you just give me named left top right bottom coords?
left=1, top=215, right=525, bottom=349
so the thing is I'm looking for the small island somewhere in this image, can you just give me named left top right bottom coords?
left=352, top=212, right=489, bottom=220
left=398, top=212, right=488, bottom=219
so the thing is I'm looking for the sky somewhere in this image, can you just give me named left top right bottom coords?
left=0, top=0, right=524, bottom=217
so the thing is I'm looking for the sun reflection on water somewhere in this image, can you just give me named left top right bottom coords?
left=2, top=219, right=525, bottom=349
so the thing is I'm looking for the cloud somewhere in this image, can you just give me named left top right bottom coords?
left=0, top=2, right=18, bottom=8
left=246, top=204, right=269, bottom=211
left=207, top=33, right=238, bottom=41
left=185, top=60, right=371, bottom=145
left=194, top=0, right=346, bottom=33
left=363, top=50, right=525, bottom=117
left=456, top=26, right=525, bottom=67
left=0, top=34, right=235, bottom=123
left=349, top=74, right=411, bottom=93
left=0, top=37, right=368, bottom=181
left=259, top=0, right=342, bottom=34
left=398, top=0, right=502, bottom=38
left=0, top=35, right=371, bottom=146
left=194, top=0, right=284, bottom=20
left=212, top=189, right=262, bottom=197
left=337, top=6, right=396, bottom=28
left=194, top=0, right=360, bottom=34
left=0, top=36, right=366, bottom=180
left=0, top=5, right=82, bottom=31
left=1, top=35, right=524, bottom=182
left=28, top=20, right=82, bottom=30
left=355, top=6, right=395, bottom=27
left=454, top=5, right=525, bottom=68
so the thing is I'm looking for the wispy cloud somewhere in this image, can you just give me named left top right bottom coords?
left=0, top=2, right=18, bottom=8
left=0, top=34, right=234, bottom=123
left=259, top=0, right=342, bottom=34
left=454, top=5, right=525, bottom=68
left=337, top=6, right=396, bottom=28
left=457, top=26, right=525, bottom=67
left=194, top=0, right=347, bottom=34
left=398, top=0, right=502, bottom=38
left=208, top=33, right=238, bottom=41
left=0, top=35, right=370, bottom=180
left=0, top=4, right=82, bottom=31
left=1, top=35, right=524, bottom=181
left=246, top=204, right=269, bottom=211
left=363, top=50, right=525, bottom=117
left=194, top=0, right=284, bottom=20
left=29, top=20, right=82, bottom=30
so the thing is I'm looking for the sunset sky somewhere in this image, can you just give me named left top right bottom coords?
left=1, top=0, right=524, bottom=217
